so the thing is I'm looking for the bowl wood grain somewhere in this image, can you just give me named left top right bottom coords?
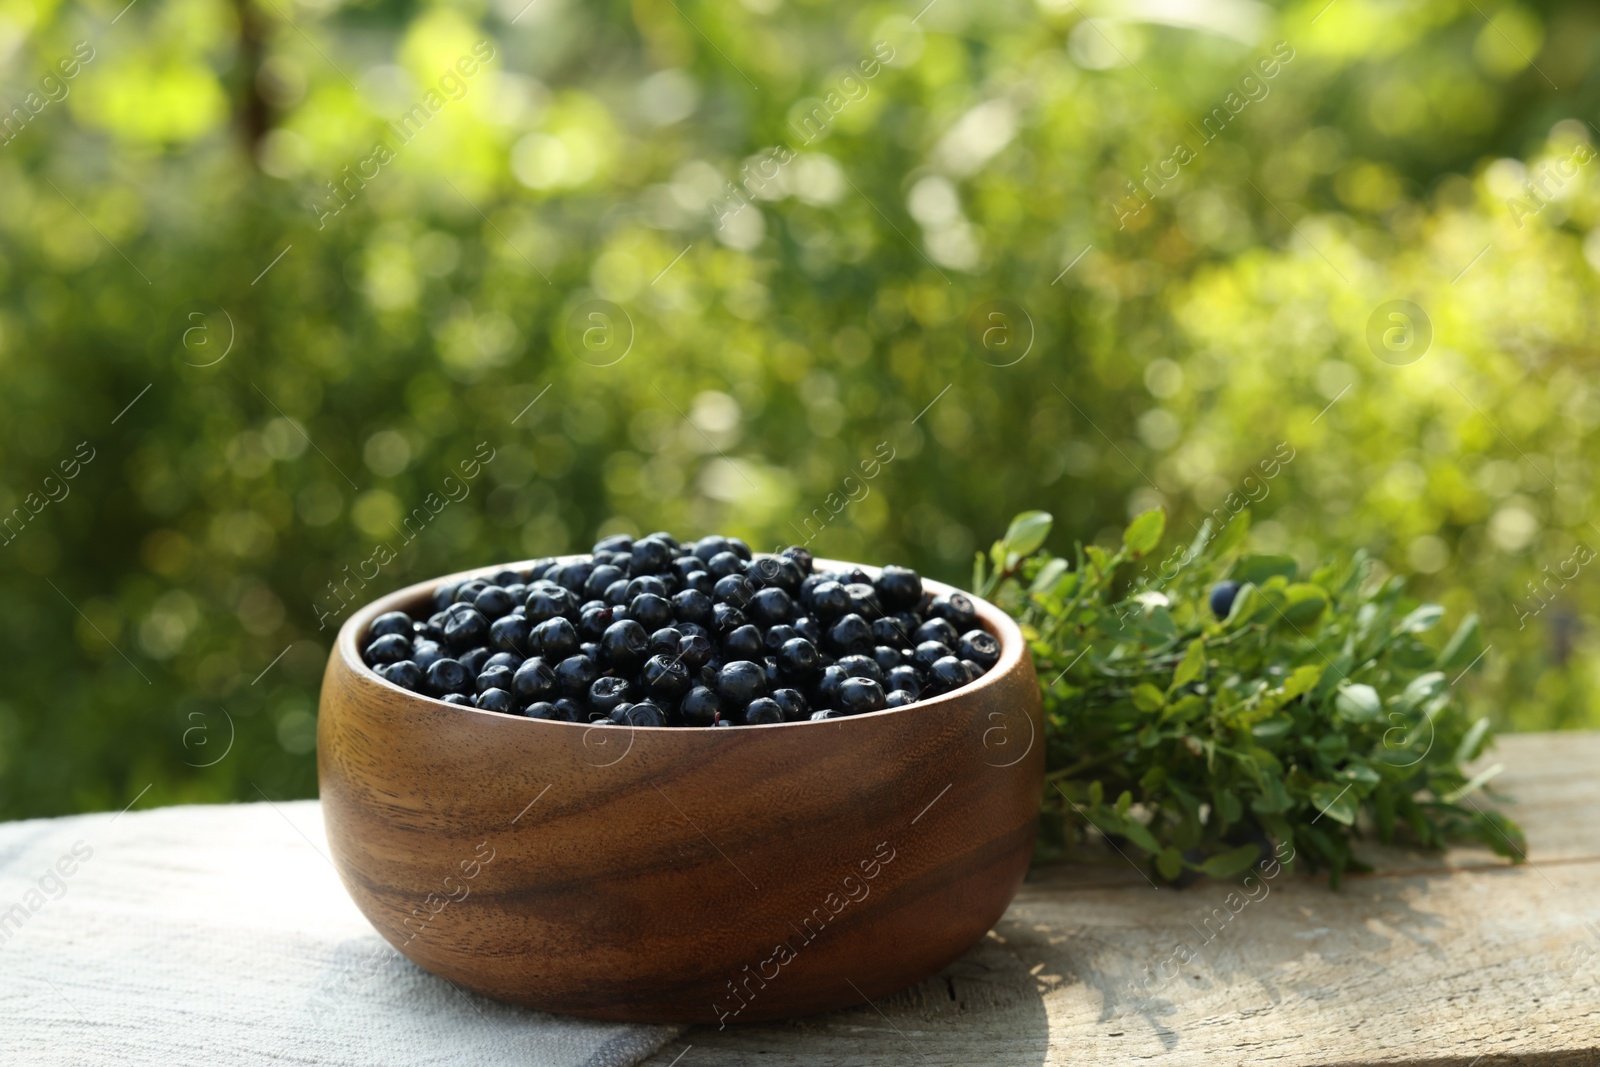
left=318, top=558, right=1044, bottom=1023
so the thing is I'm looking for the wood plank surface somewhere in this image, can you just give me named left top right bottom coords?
left=642, top=731, right=1600, bottom=1066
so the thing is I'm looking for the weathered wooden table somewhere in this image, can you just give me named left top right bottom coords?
left=644, top=731, right=1600, bottom=1066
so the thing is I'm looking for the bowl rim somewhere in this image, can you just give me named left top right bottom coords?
left=333, top=554, right=1027, bottom=732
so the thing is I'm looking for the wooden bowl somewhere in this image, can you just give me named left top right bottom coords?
left=318, top=557, right=1044, bottom=1024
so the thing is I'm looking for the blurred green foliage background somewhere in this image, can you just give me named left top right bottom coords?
left=2, top=0, right=1598, bottom=820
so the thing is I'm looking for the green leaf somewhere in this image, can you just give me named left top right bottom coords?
left=1281, top=584, right=1330, bottom=626
left=1313, top=650, right=1354, bottom=701
left=1342, top=759, right=1381, bottom=788
left=1214, top=789, right=1243, bottom=824
left=1454, top=716, right=1491, bottom=765
left=1441, top=762, right=1504, bottom=803
left=1002, top=511, right=1053, bottom=559
left=1472, top=809, right=1527, bottom=863
left=1209, top=508, right=1252, bottom=559
left=1169, top=779, right=1202, bottom=817
left=1222, top=582, right=1260, bottom=625
left=1392, top=640, right=1437, bottom=669
left=1250, top=775, right=1293, bottom=814
left=1123, top=509, right=1166, bottom=556
left=1281, top=664, right=1325, bottom=702
left=1437, top=614, right=1483, bottom=670
left=1309, top=782, right=1358, bottom=825
left=1399, top=671, right=1446, bottom=708
left=1141, top=606, right=1179, bottom=639
left=1029, top=557, right=1069, bottom=594
left=1172, top=638, right=1205, bottom=689
left=1157, top=846, right=1183, bottom=880
left=1162, top=694, right=1205, bottom=723
left=1397, top=604, right=1445, bottom=634
left=1335, top=683, right=1383, bottom=723
left=1299, top=822, right=1336, bottom=862
left=1131, top=683, right=1166, bottom=712
left=1201, top=843, right=1262, bottom=879
left=1119, top=816, right=1162, bottom=855
left=1231, top=554, right=1298, bottom=586
left=1252, top=716, right=1293, bottom=740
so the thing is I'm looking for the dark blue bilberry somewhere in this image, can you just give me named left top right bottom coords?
left=874, top=565, right=922, bottom=612
left=1209, top=581, right=1241, bottom=619
left=959, top=629, right=1000, bottom=669
left=827, top=613, right=874, bottom=656
left=677, top=632, right=714, bottom=670
left=843, top=583, right=882, bottom=620
left=808, top=580, right=851, bottom=621
left=927, top=656, right=972, bottom=693
left=641, top=654, right=692, bottom=701
left=512, top=658, right=557, bottom=702
left=600, top=619, right=649, bottom=671
left=475, top=688, right=515, bottom=713
left=716, top=660, right=767, bottom=706
left=836, top=654, right=884, bottom=684
left=380, top=660, right=424, bottom=692
left=649, top=626, right=684, bottom=657
left=554, top=654, right=598, bottom=696
left=477, top=665, right=514, bottom=694
left=743, top=697, right=784, bottom=725
left=484, top=651, right=522, bottom=673
left=524, top=588, right=574, bottom=624
left=711, top=603, right=747, bottom=635
left=838, top=677, right=886, bottom=715
left=778, top=637, right=821, bottom=677
left=914, top=617, right=959, bottom=648
left=535, top=616, right=580, bottom=659
left=928, top=592, right=977, bottom=631
left=426, top=658, right=473, bottom=697
left=490, top=615, right=530, bottom=656
left=680, top=686, right=721, bottom=727
left=672, top=588, right=714, bottom=627
left=474, top=586, right=516, bottom=620
left=588, top=675, right=633, bottom=717
left=365, top=633, right=412, bottom=665
left=748, top=587, right=794, bottom=626
left=886, top=665, right=923, bottom=695
left=723, top=624, right=764, bottom=662
left=458, top=646, right=491, bottom=677
left=771, top=688, right=808, bottom=721
left=628, top=592, right=674, bottom=632
left=370, top=611, right=413, bottom=639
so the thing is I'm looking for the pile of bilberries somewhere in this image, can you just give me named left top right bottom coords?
left=361, top=533, right=1001, bottom=726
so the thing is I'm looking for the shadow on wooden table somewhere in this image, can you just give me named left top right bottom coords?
left=642, top=733, right=1600, bottom=1065
left=646, top=926, right=1054, bottom=1067
left=1004, top=854, right=1468, bottom=1053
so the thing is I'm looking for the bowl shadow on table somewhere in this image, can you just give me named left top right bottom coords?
left=996, top=840, right=1481, bottom=1056
left=640, top=927, right=1054, bottom=1067
left=304, top=933, right=679, bottom=1062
